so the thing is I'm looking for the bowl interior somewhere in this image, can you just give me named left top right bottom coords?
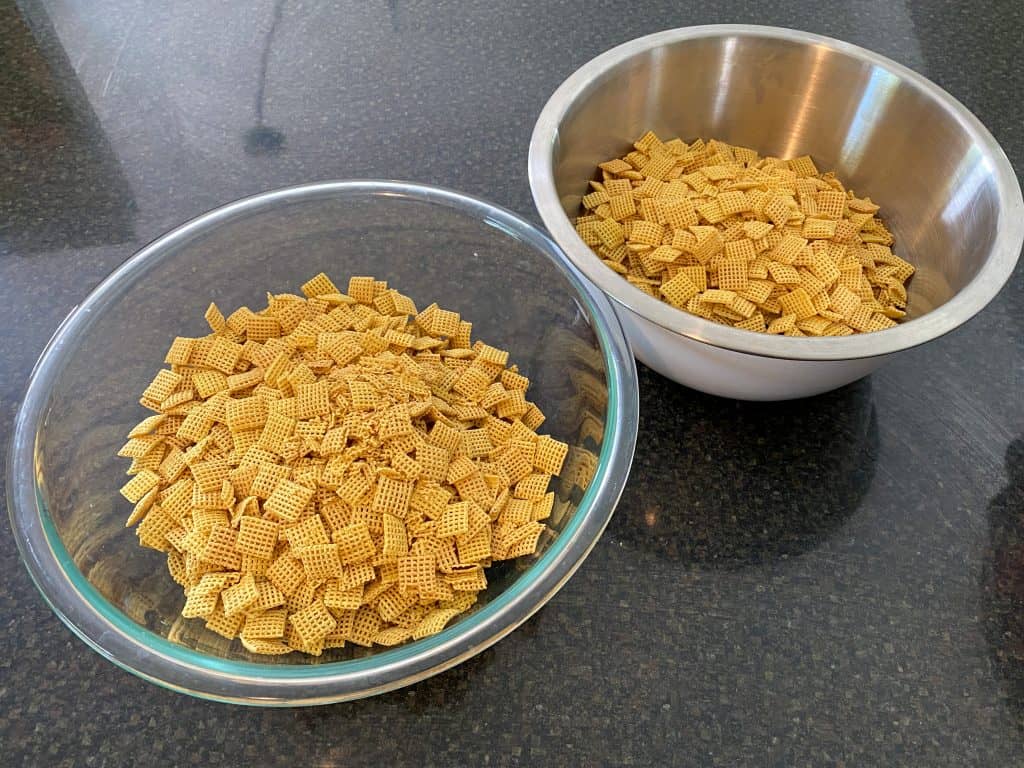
left=33, top=187, right=611, bottom=665
left=550, top=31, right=1003, bottom=318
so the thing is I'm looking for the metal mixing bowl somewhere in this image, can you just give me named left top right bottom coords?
left=529, top=25, right=1023, bottom=400
left=7, top=181, right=638, bottom=705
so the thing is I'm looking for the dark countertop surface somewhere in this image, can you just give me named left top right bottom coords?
left=2, top=1, right=1022, bottom=765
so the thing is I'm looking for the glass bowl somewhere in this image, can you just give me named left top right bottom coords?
left=7, top=181, right=638, bottom=705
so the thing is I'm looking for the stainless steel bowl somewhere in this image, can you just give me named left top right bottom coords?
left=529, top=25, right=1023, bottom=400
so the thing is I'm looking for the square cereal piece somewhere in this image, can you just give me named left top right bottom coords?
left=763, top=196, right=792, bottom=226
left=295, top=380, right=330, bottom=419
left=766, top=314, right=797, bottom=334
left=371, top=475, right=414, bottom=517
left=264, top=479, right=315, bottom=523
left=348, top=380, right=378, bottom=410
left=190, top=456, right=231, bottom=494
left=695, top=199, right=726, bottom=225
left=222, top=572, right=260, bottom=616
left=734, top=313, right=767, bottom=332
left=245, top=314, right=282, bottom=343
left=809, top=251, right=842, bottom=285
left=164, top=336, right=195, bottom=366
left=346, top=606, right=383, bottom=648
left=738, top=279, right=774, bottom=305
left=120, top=469, right=160, bottom=504
left=629, top=220, right=664, bottom=246
left=298, top=543, right=344, bottom=581
left=324, top=580, right=363, bottom=612
left=437, top=503, right=471, bottom=538
left=828, top=284, right=861, bottom=320
left=847, top=305, right=877, bottom=332
left=717, top=190, right=749, bottom=216
left=659, top=272, right=700, bottom=309
left=608, top=193, right=636, bottom=220
left=377, top=589, right=419, bottom=623
left=390, top=452, right=423, bottom=481
left=286, top=514, right=330, bottom=549
left=333, top=521, right=377, bottom=564
left=594, top=218, right=625, bottom=248
left=514, top=473, right=551, bottom=501
left=743, top=220, right=774, bottom=241
left=337, top=472, right=371, bottom=506
left=533, top=435, right=569, bottom=475
left=257, top=411, right=296, bottom=455
left=699, top=289, right=736, bottom=306
left=663, top=198, right=699, bottom=230
left=381, top=514, right=409, bottom=560
left=771, top=233, right=808, bottom=265
left=250, top=462, right=290, bottom=499
left=788, top=155, right=819, bottom=177
left=678, top=265, right=707, bottom=293
left=867, top=313, right=898, bottom=332
left=204, top=606, right=245, bottom=640
left=797, top=268, right=827, bottom=298
left=290, top=600, right=337, bottom=647
left=201, top=524, right=241, bottom=569
left=802, top=218, right=837, bottom=240
left=461, top=429, right=493, bottom=459
left=777, top=287, right=817, bottom=320
left=204, top=302, right=226, bottom=333
left=204, top=337, right=245, bottom=374
left=412, top=607, right=462, bottom=640
left=252, top=578, right=286, bottom=611
left=426, top=308, right=461, bottom=338
left=767, top=261, right=801, bottom=284
left=816, top=190, right=846, bottom=220
left=266, top=554, right=306, bottom=596
left=455, top=524, right=492, bottom=564
left=599, top=158, right=633, bottom=175
left=142, top=369, right=183, bottom=407
left=237, top=516, right=279, bottom=560
left=410, top=443, right=448, bottom=483
left=717, top=258, right=749, bottom=291
left=379, top=404, right=414, bottom=440
left=398, top=553, right=437, bottom=594
left=301, top=273, right=339, bottom=298
left=347, top=276, right=376, bottom=304
left=225, top=395, right=268, bottom=433
left=723, top=239, right=757, bottom=263
left=243, top=608, right=288, bottom=640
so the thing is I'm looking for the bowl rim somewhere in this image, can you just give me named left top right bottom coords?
left=528, top=24, right=1024, bottom=362
left=7, top=179, right=639, bottom=706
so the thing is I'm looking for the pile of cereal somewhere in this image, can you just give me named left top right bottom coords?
left=576, top=132, right=914, bottom=336
left=118, top=274, right=568, bottom=656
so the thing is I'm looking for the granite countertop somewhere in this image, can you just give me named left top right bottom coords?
left=2, top=0, right=1023, bottom=765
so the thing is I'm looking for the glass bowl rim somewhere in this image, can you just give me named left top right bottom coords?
left=7, top=180, right=639, bottom=706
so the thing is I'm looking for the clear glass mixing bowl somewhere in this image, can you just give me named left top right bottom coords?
left=7, top=181, right=638, bottom=705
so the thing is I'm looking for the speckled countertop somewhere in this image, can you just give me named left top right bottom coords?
left=2, top=1, right=1023, bottom=765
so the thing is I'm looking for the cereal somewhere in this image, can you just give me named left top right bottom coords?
left=581, top=133, right=914, bottom=336
left=118, top=274, right=568, bottom=655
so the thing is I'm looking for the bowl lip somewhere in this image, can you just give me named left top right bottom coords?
left=7, top=179, right=639, bottom=706
left=528, top=24, right=1024, bottom=362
